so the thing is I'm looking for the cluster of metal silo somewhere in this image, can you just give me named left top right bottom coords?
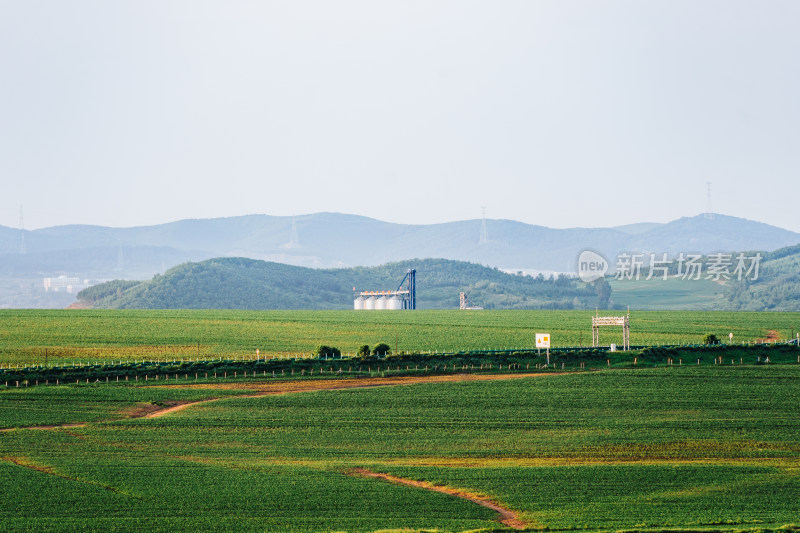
left=353, top=270, right=415, bottom=310
left=354, top=294, right=405, bottom=310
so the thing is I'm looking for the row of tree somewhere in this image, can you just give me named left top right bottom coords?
left=317, top=343, right=392, bottom=358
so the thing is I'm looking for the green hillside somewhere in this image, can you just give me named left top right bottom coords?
left=77, top=245, right=800, bottom=312
left=609, top=276, right=728, bottom=310
left=724, top=243, right=800, bottom=311
left=78, top=257, right=607, bottom=310
left=607, top=244, right=800, bottom=311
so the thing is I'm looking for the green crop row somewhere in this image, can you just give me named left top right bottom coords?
left=2, top=367, right=800, bottom=530
left=2, top=343, right=799, bottom=395
left=1, top=309, right=799, bottom=366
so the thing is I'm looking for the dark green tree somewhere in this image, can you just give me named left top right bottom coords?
left=316, top=345, right=341, bottom=358
left=372, top=343, right=391, bottom=356
left=593, top=278, right=612, bottom=309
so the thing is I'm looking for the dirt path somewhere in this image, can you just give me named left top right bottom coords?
left=141, top=399, right=221, bottom=419
left=146, top=371, right=556, bottom=392
left=0, top=422, right=87, bottom=432
left=2, top=455, right=140, bottom=498
left=2, top=373, right=556, bottom=426
left=3, top=373, right=546, bottom=527
left=350, top=467, right=530, bottom=530
left=0, top=401, right=195, bottom=430
left=140, top=372, right=557, bottom=419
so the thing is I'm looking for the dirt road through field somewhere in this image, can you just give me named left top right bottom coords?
left=141, top=372, right=557, bottom=419
left=350, top=467, right=531, bottom=530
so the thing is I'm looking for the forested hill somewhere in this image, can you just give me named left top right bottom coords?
left=725, top=244, right=800, bottom=311
left=77, top=258, right=609, bottom=310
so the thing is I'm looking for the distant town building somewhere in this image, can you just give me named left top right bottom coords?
left=43, top=276, right=89, bottom=294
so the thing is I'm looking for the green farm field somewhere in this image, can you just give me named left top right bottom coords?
left=608, top=277, right=729, bottom=310
left=1, top=309, right=799, bottom=366
left=1, top=367, right=799, bottom=531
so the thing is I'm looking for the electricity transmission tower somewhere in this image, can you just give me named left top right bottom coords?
left=479, top=206, right=489, bottom=244
left=705, top=181, right=713, bottom=220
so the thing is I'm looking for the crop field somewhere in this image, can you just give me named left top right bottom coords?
left=608, top=277, right=728, bottom=310
left=1, top=309, right=798, bottom=366
left=1, top=366, right=799, bottom=532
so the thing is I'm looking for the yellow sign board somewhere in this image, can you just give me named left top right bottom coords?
left=535, top=333, right=550, bottom=348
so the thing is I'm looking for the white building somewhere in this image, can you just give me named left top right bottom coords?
left=43, top=276, right=89, bottom=294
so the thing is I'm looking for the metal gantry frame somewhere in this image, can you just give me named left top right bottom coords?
left=592, top=311, right=630, bottom=351
left=396, top=268, right=416, bottom=309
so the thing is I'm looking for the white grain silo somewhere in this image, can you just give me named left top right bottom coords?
left=354, top=297, right=365, bottom=310
left=364, top=296, right=376, bottom=310
left=375, top=296, right=387, bottom=310
left=387, top=296, right=403, bottom=310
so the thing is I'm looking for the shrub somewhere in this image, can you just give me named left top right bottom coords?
left=702, top=333, right=720, bottom=345
left=372, top=343, right=391, bottom=356
left=357, top=345, right=371, bottom=357
left=316, top=345, right=341, bottom=358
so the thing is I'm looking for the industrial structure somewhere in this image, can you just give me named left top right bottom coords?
left=591, top=310, right=631, bottom=350
left=43, top=276, right=90, bottom=294
left=354, top=269, right=416, bottom=310
left=459, top=292, right=483, bottom=310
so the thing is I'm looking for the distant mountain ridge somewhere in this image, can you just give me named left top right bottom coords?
left=1, top=213, right=798, bottom=282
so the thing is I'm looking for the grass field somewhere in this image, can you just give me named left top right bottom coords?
left=1, top=367, right=800, bottom=531
left=609, top=277, right=729, bottom=310
left=1, top=309, right=799, bottom=366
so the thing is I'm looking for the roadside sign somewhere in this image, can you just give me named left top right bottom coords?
left=535, top=333, right=550, bottom=348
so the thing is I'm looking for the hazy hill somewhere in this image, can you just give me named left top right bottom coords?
left=603, top=243, right=800, bottom=312
left=3, top=212, right=800, bottom=308
left=2, top=212, right=799, bottom=278
left=75, top=244, right=800, bottom=312
left=77, top=258, right=606, bottom=311
left=723, top=244, right=800, bottom=311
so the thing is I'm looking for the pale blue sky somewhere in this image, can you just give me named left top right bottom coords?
left=1, top=1, right=798, bottom=231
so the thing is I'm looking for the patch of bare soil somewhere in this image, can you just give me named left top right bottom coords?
left=3, top=456, right=60, bottom=475
left=4, top=373, right=557, bottom=428
left=349, top=467, right=531, bottom=530
left=141, top=374, right=547, bottom=418
left=1, top=456, right=140, bottom=498
left=125, top=400, right=196, bottom=419
left=146, top=371, right=557, bottom=393
left=66, top=301, right=92, bottom=309
left=0, top=422, right=87, bottom=432
left=139, top=373, right=558, bottom=419
left=756, top=330, right=782, bottom=343
left=139, top=399, right=220, bottom=419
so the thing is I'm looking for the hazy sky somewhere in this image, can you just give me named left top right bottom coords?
left=1, top=1, right=798, bottom=231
